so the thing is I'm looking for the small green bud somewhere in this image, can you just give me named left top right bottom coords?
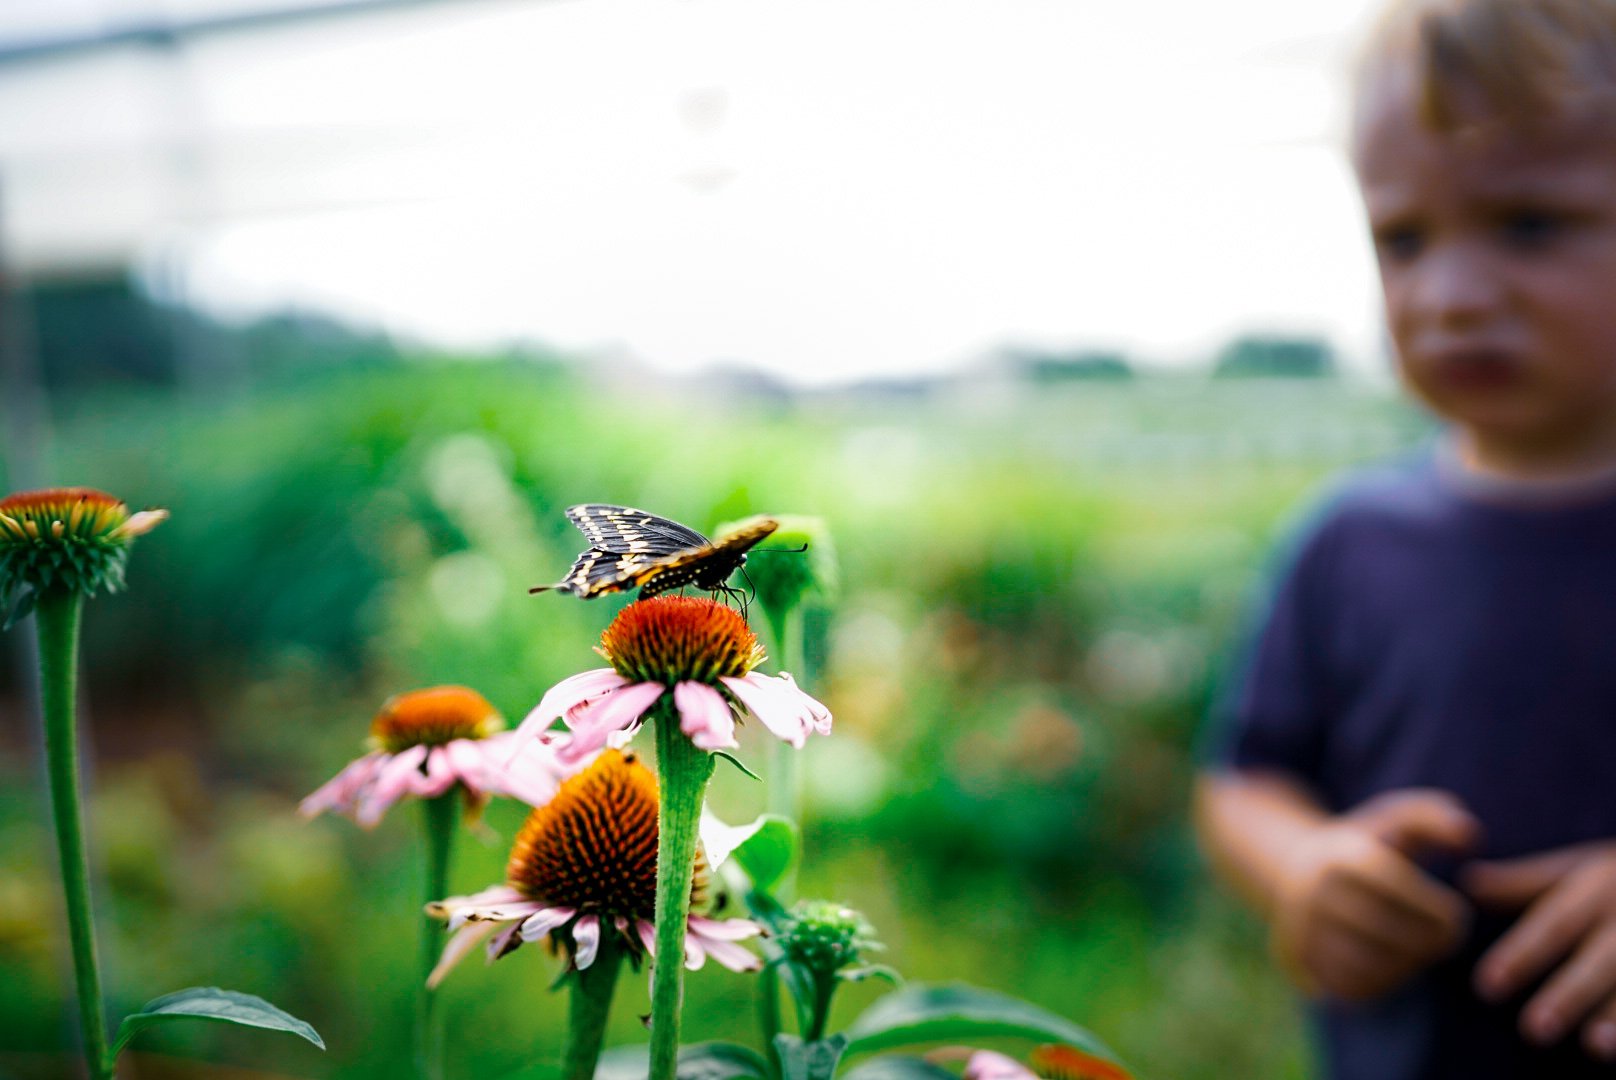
left=777, top=899, right=881, bottom=978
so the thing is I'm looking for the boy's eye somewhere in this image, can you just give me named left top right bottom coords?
left=1498, top=209, right=1563, bottom=249
left=1374, top=225, right=1423, bottom=262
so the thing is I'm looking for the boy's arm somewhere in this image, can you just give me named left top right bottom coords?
left=1195, top=769, right=1479, bottom=1001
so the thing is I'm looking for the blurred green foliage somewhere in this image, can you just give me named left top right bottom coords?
left=0, top=345, right=1428, bottom=1080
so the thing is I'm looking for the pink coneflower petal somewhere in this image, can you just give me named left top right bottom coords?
left=357, top=744, right=429, bottom=826
left=720, top=672, right=833, bottom=748
left=687, top=915, right=764, bottom=941
left=488, top=920, right=525, bottom=961
left=638, top=919, right=658, bottom=957
left=411, top=745, right=459, bottom=798
left=574, top=914, right=601, bottom=969
left=298, top=752, right=386, bottom=818
left=517, top=905, right=577, bottom=943
left=962, top=1051, right=1039, bottom=1080
left=688, top=915, right=764, bottom=972
left=778, top=673, right=833, bottom=735
left=692, top=932, right=763, bottom=973
left=442, top=738, right=489, bottom=787
left=673, top=681, right=738, bottom=750
left=510, top=668, right=631, bottom=759
left=560, top=681, right=665, bottom=762
left=427, top=920, right=500, bottom=989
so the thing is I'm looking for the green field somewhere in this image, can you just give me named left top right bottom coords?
left=0, top=355, right=1429, bottom=1080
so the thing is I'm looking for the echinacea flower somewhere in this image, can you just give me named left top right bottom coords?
left=512, top=595, right=831, bottom=764
left=0, top=487, right=166, bottom=616
left=426, top=748, right=762, bottom=986
left=301, top=685, right=578, bottom=827
left=953, top=1045, right=1134, bottom=1080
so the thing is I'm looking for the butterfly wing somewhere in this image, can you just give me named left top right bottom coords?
left=564, top=504, right=709, bottom=555
left=534, top=504, right=711, bottom=598
left=638, top=516, right=779, bottom=596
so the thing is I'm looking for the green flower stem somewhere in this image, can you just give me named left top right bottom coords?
left=35, top=588, right=112, bottom=1080
left=562, top=935, right=624, bottom=1080
left=418, top=792, right=457, bottom=1080
left=650, top=703, right=716, bottom=1080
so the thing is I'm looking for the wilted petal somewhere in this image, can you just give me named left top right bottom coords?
left=487, top=919, right=526, bottom=961
left=574, top=914, right=601, bottom=969
left=427, top=920, right=500, bottom=989
left=427, top=884, right=527, bottom=921
left=518, top=905, right=577, bottom=943
left=673, top=681, right=738, bottom=750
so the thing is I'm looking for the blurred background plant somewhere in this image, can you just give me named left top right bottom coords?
left=0, top=310, right=1427, bottom=1079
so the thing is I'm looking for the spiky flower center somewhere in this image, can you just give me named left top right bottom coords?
left=598, top=596, right=764, bottom=686
left=506, top=749, right=706, bottom=919
left=370, top=685, right=503, bottom=753
left=0, top=487, right=167, bottom=602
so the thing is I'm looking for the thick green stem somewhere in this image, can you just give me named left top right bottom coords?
left=562, top=935, right=623, bottom=1080
left=418, top=792, right=457, bottom=1080
left=36, top=589, right=112, bottom=1080
left=649, top=706, right=716, bottom=1080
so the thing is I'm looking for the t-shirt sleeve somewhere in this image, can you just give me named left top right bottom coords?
left=1203, top=512, right=1342, bottom=783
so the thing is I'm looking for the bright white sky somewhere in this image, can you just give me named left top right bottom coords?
left=0, top=0, right=1393, bottom=384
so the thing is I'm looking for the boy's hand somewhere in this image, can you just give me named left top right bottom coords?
left=1468, top=842, right=1616, bottom=1061
left=1271, top=790, right=1478, bottom=1001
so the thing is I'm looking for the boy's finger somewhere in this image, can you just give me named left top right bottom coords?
left=1518, top=925, right=1616, bottom=1045
left=1474, top=873, right=1600, bottom=1003
left=1464, top=848, right=1590, bottom=911
left=1345, top=835, right=1472, bottom=934
left=1355, top=789, right=1481, bottom=860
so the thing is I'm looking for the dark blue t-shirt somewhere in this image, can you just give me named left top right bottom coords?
left=1211, top=451, right=1616, bottom=1080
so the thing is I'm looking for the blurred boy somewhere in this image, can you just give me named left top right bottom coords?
left=1196, top=1, right=1616, bottom=1076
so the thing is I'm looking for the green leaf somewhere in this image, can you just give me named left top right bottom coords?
left=774, top=1034, right=848, bottom=1080
left=842, top=984, right=1121, bottom=1067
left=713, top=750, right=763, bottom=781
left=593, top=1042, right=770, bottom=1080
left=732, top=815, right=800, bottom=893
left=2, top=587, right=35, bottom=631
left=111, top=987, right=325, bottom=1059
left=838, top=964, right=902, bottom=985
left=841, top=1056, right=958, bottom=1080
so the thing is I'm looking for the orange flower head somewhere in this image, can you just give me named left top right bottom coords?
left=370, top=685, right=503, bottom=753
left=505, top=749, right=706, bottom=920
left=597, top=595, right=764, bottom=686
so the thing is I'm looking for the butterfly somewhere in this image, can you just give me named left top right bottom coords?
left=530, top=504, right=779, bottom=603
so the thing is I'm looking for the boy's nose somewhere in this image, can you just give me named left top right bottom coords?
left=1408, top=246, right=1504, bottom=328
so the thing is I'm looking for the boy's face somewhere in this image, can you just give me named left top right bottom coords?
left=1355, top=70, right=1616, bottom=461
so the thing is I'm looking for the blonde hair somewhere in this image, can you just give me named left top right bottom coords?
left=1359, top=0, right=1616, bottom=130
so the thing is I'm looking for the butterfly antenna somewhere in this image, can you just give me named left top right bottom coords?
left=753, top=542, right=809, bottom=555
